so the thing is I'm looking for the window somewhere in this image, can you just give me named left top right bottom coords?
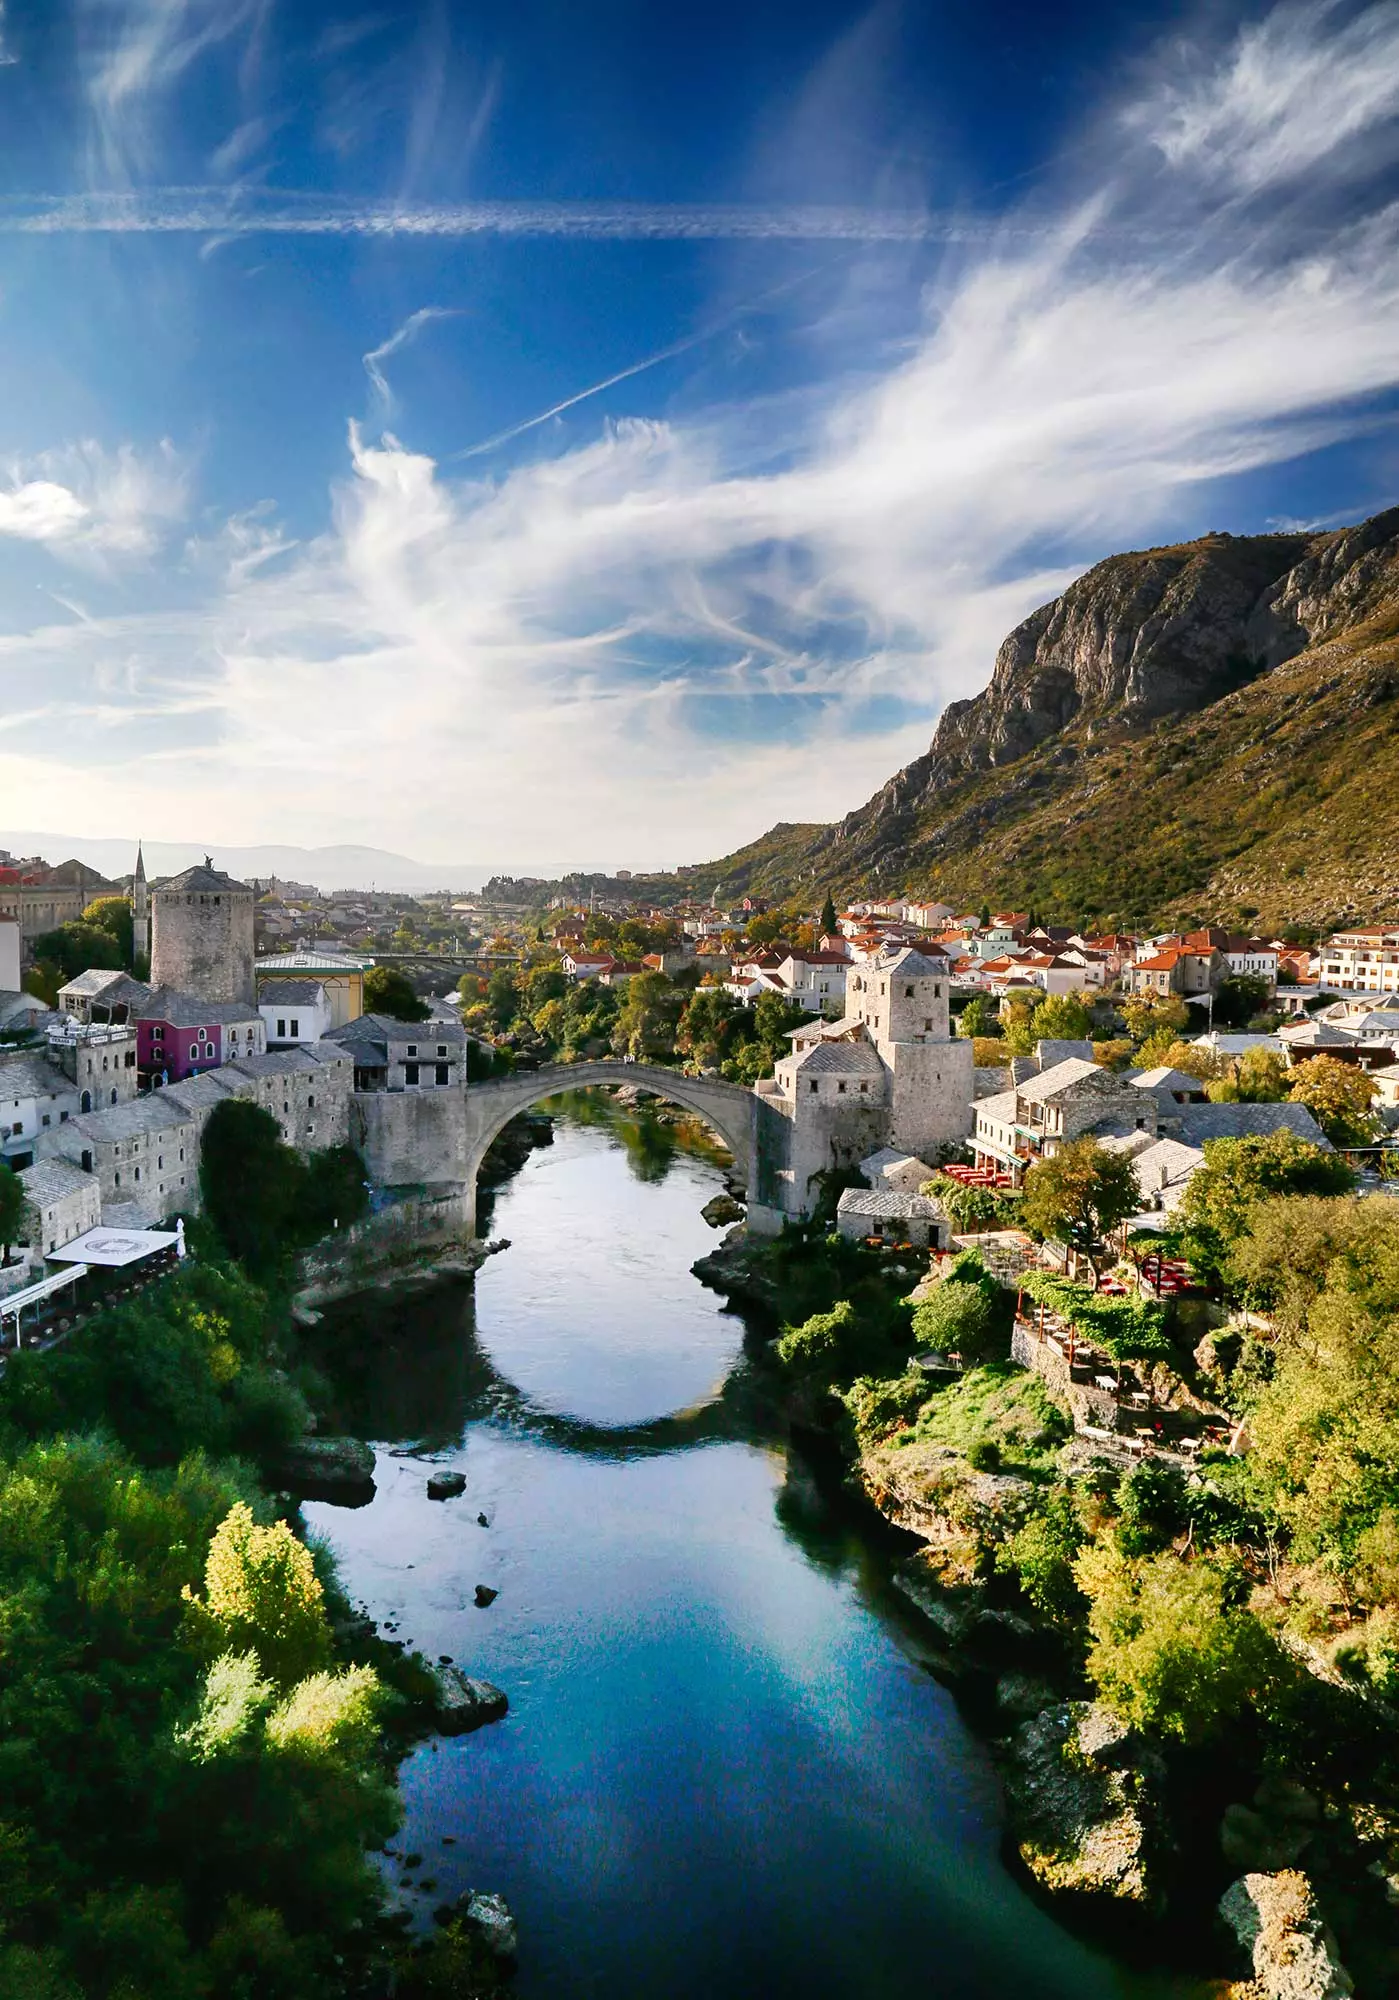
left=308, top=1094, right=315, bottom=1109
left=114, top=1171, right=121, bottom=1187
left=924, top=1019, right=934, bottom=1031
left=82, top=1150, right=93, bottom=1172
left=157, top=1155, right=163, bottom=1169
left=134, top=1167, right=141, bottom=1182
left=860, top=1082, right=868, bottom=1094
left=81, top=1091, right=92, bottom=1113
left=277, top=1020, right=286, bottom=1038
left=837, top=1081, right=847, bottom=1094
left=437, top=1044, right=448, bottom=1057
left=905, top=986, right=914, bottom=998
left=290, top=1019, right=299, bottom=1037
left=125, top=1050, right=135, bottom=1067
left=405, top=1062, right=420, bottom=1085
left=60, top=1111, right=68, bottom=1123
left=110, top=1089, right=117, bottom=1105
left=10, top=1122, right=20, bottom=1137
left=809, top=1080, right=819, bottom=1094
left=436, top=1064, right=449, bottom=1086
left=102, top=1056, right=109, bottom=1072
left=41, top=1114, right=49, bottom=1128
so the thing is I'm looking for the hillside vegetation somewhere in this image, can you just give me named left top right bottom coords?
left=684, top=510, right=1399, bottom=929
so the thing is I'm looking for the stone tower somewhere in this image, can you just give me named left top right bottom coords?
left=150, top=858, right=255, bottom=1003
left=132, top=842, right=149, bottom=968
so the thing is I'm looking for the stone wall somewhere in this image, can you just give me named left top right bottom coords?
left=1011, top=1321, right=1120, bottom=1430
left=352, top=1085, right=470, bottom=1188
left=295, top=1185, right=477, bottom=1308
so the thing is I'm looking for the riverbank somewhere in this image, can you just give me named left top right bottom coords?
left=691, top=1222, right=1398, bottom=1996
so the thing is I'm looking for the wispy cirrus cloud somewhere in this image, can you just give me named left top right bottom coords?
left=6, top=1, right=1399, bottom=866
left=362, top=307, right=461, bottom=414
left=0, top=441, right=187, bottom=563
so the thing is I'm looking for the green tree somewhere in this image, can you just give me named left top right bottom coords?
left=0, top=1160, right=25, bottom=1266
left=1000, top=994, right=1038, bottom=1057
left=1211, top=974, right=1272, bottom=1028
left=184, top=1502, right=332, bottom=1687
left=1286, top=1055, right=1380, bottom=1147
left=677, top=986, right=741, bottom=1067
left=1121, top=991, right=1191, bottom=1046
left=1077, top=1544, right=1284, bottom=1742
left=959, top=996, right=1001, bottom=1040
left=612, top=971, right=686, bottom=1061
left=362, top=965, right=429, bottom=1021
left=997, top=1492, right=1088, bottom=1617
left=30, top=919, right=124, bottom=986
left=820, top=892, right=838, bottom=937
left=1029, top=992, right=1091, bottom=1042
left=486, top=968, right=520, bottom=1031
left=1206, top=1045, right=1290, bottom=1104
left=1020, top=1138, right=1141, bottom=1281
left=911, top=1270, right=1002, bottom=1363
left=200, top=1100, right=305, bottom=1275
left=1176, top=1130, right=1357, bottom=1280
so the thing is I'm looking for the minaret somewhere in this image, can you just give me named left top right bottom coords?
left=132, top=841, right=149, bottom=968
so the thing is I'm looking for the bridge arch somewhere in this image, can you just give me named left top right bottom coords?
left=459, top=1061, right=756, bottom=1236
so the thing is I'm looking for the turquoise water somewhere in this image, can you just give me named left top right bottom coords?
left=306, top=1101, right=1197, bottom=2000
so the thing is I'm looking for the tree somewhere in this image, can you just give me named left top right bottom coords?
left=959, top=996, right=1000, bottom=1040
left=1030, top=992, right=1091, bottom=1042
left=911, top=1263, right=1003, bottom=1362
left=0, top=1159, right=26, bottom=1266
left=612, top=971, right=686, bottom=1061
left=1287, top=1055, right=1380, bottom=1147
left=362, top=965, right=429, bottom=1022
left=30, top=919, right=124, bottom=986
left=1211, top=974, right=1272, bottom=1028
left=200, top=1100, right=305, bottom=1274
left=1175, top=1129, right=1356, bottom=1280
left=82, top=894, right=135, bottom=963
left=1076, top=1544, right=1283, bottom=1743
left=486, top=967, right=520, bottom=1031
left=820, top=892, right=838, bottom=937
left=1207, top=1045, right=1290, bottom=1105
left=1020, top=1138, right=1141, bottom=1282
left=1121, top=991, right=1191, bottom=1046
left=1000, top=994, right=1038, bottom=1057
left=184, top=1502, right=331, bottom=1688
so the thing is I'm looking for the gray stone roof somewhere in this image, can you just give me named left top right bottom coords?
left=137, top=987, right=260, bottom=1028
left=1015, top=1057, right=1106, bottom=1102
left=1174, top=1101, right=1330, bottom=1147
left=837, top=1188, right=946, bottom=1219
left=17, top=1158, right=96, bottom=1204
left=70, top=1097, right=194, bottom=1143
left=1278, top=1020, right=1359, bottom=1046
left=860, top=1146, right=931, bottom=1177
left=161, top=1073, right=240, bottom=1116
left=1132, top=1066, right=1204, bottom=1095
left=257, top=981, right=325, bottom=1005
left=793, top=1039, right=887, bottom=1075
left=0, top=1054, right=71, bottom=1100
left=976, top=1089, right=1018, bottom=1122
left=58, top=968, right=135, bottom=999
left=1035, top=1039, right=1096, bottom=1068
left=153, top=862, right=252, bottom=895
left=878, top=945, right=950, bottom=977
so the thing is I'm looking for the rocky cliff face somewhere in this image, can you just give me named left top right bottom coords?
left=819, top=509, right=1399, bottom=871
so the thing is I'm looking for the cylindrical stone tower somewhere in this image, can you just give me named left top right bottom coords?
left=150, top=858, right=255, bottom=1003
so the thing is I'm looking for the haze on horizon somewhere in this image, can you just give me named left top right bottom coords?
left=2, top=0, right=1399, bottom=873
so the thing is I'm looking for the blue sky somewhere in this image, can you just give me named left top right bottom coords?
left=2, top=0, right=1399, bottom=871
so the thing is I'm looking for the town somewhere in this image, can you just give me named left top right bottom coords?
left=3, top=840, right=1395, bottom=1294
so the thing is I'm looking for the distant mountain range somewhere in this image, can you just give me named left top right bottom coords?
left=672, top=507, right=1399, bottom=929
left=0, top=835, right=572, bottom=897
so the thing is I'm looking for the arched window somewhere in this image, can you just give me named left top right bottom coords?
left=110, top=1088, right=118, bottom=1105
left=80, top=1090, right=92, bottom=1113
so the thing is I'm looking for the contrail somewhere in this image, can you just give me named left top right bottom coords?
left=363, top=305, right=460, bottom=410
left=449, top=269, right=826, bottom=461
left=0, top=188, right=1012, bottom=242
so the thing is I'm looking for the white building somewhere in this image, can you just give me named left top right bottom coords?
left=0, top=914, right=19, bottom=994
left=836, top=1187, right=951, bottom=1250
left=259, top=979, right=332, bottom=1047
left=1319, top=929, right=1399, bottom=995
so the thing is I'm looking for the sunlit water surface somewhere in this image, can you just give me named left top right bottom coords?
left=306, top=1098, right=1199, bottom=2000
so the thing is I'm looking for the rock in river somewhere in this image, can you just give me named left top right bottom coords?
left=270, top=1435, right=375, bottom=1500
left=426, top=1470, right=467, bottom=1501
left=432, top=1667, right=509, bottom=1735
left=474, top=1584, right=498, bottom=1607
left=1002, top=1701, right=1165, bottom=1908
left=700, top=1193, right=746, bottom=1228
left=1218, top=1870, right=1353, bottom=2000
left=461, top=1890, right=518, bottom=1959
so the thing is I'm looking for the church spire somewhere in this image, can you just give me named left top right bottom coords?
left=132, top=840, right=149, bottom=969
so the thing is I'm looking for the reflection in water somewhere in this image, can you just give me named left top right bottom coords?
left=306, top=1097, right=1198, bottom=2000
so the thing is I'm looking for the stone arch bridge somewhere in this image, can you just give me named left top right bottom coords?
left=460, top=1061, right=756, bottom=1235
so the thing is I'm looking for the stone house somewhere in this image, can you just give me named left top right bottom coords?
left=836, top=1187, right=951, bottom=1249
left=750, top=946, right=974, bottom=1229
left=1, top=1021, right=140, bottom=1164
left=149, top=860, right=256, bottom=1005
left=972, top=1057, right=1158, bottom=1184
left=17, top=1158, right=102, bottom=1254
left=135, top=988, right=266, bottom=1082
left=859, top=1146, right=936, bottom=1194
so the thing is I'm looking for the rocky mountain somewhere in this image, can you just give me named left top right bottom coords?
left=700, top=509, right=1399, bottom=928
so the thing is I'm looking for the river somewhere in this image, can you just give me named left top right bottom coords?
left=305, top=1094, right=1198, bottom=2000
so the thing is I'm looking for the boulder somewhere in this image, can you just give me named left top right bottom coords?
left=474, top=1584, right=498, bottom=1608
left=1003, top=1701, right=1165, bottom=1907
left=432, top=1667, right=509, bottom=1735
left=426, top=1470, right=467, bottom=1501
left=461, top=1890, right=518, bottom=1960
left=1219, top=1871, right=1353, bottom=2000
left=700, top=1193, right=746, bottom=1228
left=270, top=1435, right=375, bottom=1499
left=996, top=1673, right=1060, bottom=1720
